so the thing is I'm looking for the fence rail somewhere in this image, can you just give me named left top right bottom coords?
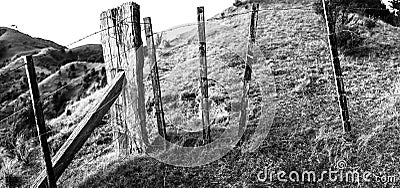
left=33, top=72, right=125, bottom=188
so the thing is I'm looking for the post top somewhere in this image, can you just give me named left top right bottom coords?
left=251, top=3, right=259, bottom=11
left=143, top=17, right=151, bottom=22
left=100, top=2, right=140, bottom=19
left=197, top=7, right=204, bottom=13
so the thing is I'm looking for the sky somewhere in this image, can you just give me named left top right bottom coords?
left=0, top=0, right=233, bottom=48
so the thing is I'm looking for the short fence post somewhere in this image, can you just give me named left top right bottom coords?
left=322, top=0, right=351, bottom=133
left=143, top=17, right=168, bottom=147
left=197, top=6, right=211, bottom=144
left=25, top=55, right=57, bottom=188
left=238, top=4, right=259, bottom=138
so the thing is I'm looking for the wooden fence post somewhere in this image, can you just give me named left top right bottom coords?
left=322, top=0, right=351, bottom=133
left=143, top=17, right=167, bottom=141
left=238, top=4, right=259, bottom=137
left=197, top=6, right=211, bottom=144
left=100, top=2, right=149, bottom=155
left=25, top=55, right=57, bottom=188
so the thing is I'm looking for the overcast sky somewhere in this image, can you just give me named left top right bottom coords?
left=0, top=0, right=233, bottom=48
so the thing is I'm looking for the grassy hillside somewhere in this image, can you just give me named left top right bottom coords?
left=0, top=27, right=65, bottom=66
left=0, top=30, right=104, bottom=120
left=0, top=28, right=107, bottom=187
left=61, top=1, right=400, bottom=187
left=2, top=0, right=400, bottom=187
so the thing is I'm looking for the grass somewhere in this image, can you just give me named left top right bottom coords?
left=59, top=1, right=400, bottom=187
left=0, top=30, right=106, bottom=188
left=2, top=0, right=400, bottom=187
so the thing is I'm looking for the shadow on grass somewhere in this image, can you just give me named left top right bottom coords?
left=77, top=157, right=166, bottom=188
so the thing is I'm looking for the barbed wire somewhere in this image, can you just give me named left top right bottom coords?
left=0, top=1, right=393, bottom=128
left=0, top=105, right=31, bottom=128
left=15, top=85, right=124, bottom=185
left=0, top=75, right=84, bottom=127
left=0, top=66, right=104, bottom=134
left=63, top=4, right=319, bottom=49
left=58, top=2, right=397, bottom=50
left=0, top=62, right=27, bottom=77
left=41, top=79, right=83, bottom=101
left=58, top=129, right=126, bottom=185
left=23, top=83, right=121, bottom=146
left=1, top=81, right=88, bottom=139
left=1, top=3, right=398, bottom=186
left=154, top=23, right=198, bottom=36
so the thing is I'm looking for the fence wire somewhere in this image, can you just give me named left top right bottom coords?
left=0, top=3, right=398, bottom=187
left=0, top=2, right=396, bottom=136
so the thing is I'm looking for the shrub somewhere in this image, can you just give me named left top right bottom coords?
left=0, top=158, right=24, bottom=188
left=313, top=0, right=396, bottom=26
left=14, top=135, right=35, bottom=166
left=364, top=18, right=376, bottom=29
left=392, top=0, right=400, bottom=14
left=70, top=64, right=76, bottom=72
left=66, top=109, right=72, bottom=116
left=0, top=145, right=26, bottom=188
left=336, top=26, right=365, bottom=54
left=313, top=0, right=370, bottom=53
left=233, top=0, right=244, bottom=7
left=90, top=68, right=96, bottom=76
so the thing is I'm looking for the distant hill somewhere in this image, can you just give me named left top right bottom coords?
left=1, top=1, right=400, bottom=187
left=0, top=27, right=65, bottom=67
left=0, top=27, right=105, bottom=140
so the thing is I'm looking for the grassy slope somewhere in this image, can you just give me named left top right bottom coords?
left=0, top=63, right=108, bottom=187
left=0, top=40, right=104, bottom=120
left=24, top=1, right=400, bottom=188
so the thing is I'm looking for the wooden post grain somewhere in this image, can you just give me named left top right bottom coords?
left=144, top=17, right=167, bottom=141
left=238, top=4, right=259, bottom=137
left=33, top=72, right=126, bottom=188
left=25, top=55, right=57, bottom=188
left=100, top=2, right=149, bottom=155
left=197, top=6, right=211, bottom=144
left=322, top=0, right=351, bottom=133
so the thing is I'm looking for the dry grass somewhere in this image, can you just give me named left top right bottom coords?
left=2, top=0, right=400, bottom=187
left=66, top=2, right=400, bottom=187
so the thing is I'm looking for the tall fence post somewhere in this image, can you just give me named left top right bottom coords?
left=238, top=4, right=259, bottom=138
left=322, top=0, right=351, bottom=133
left=197, top=6, right=211, bottom=144
left=143, top=17, right=167, bottom=145
left=100, top=2, right=149, bottom=155
left=25, top=55, right=57, bottom=188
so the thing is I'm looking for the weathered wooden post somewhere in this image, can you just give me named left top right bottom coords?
left=100, top=2, right=149, bottom=155
left=322, top=0, right=351, bottom=133
left=238, top=4, right=259, bottom=137
left=197, top=6, right=211, bottom=144
left=143, top=17, right=167, bottom=143
left=25, top=55, right=57, bottom=188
